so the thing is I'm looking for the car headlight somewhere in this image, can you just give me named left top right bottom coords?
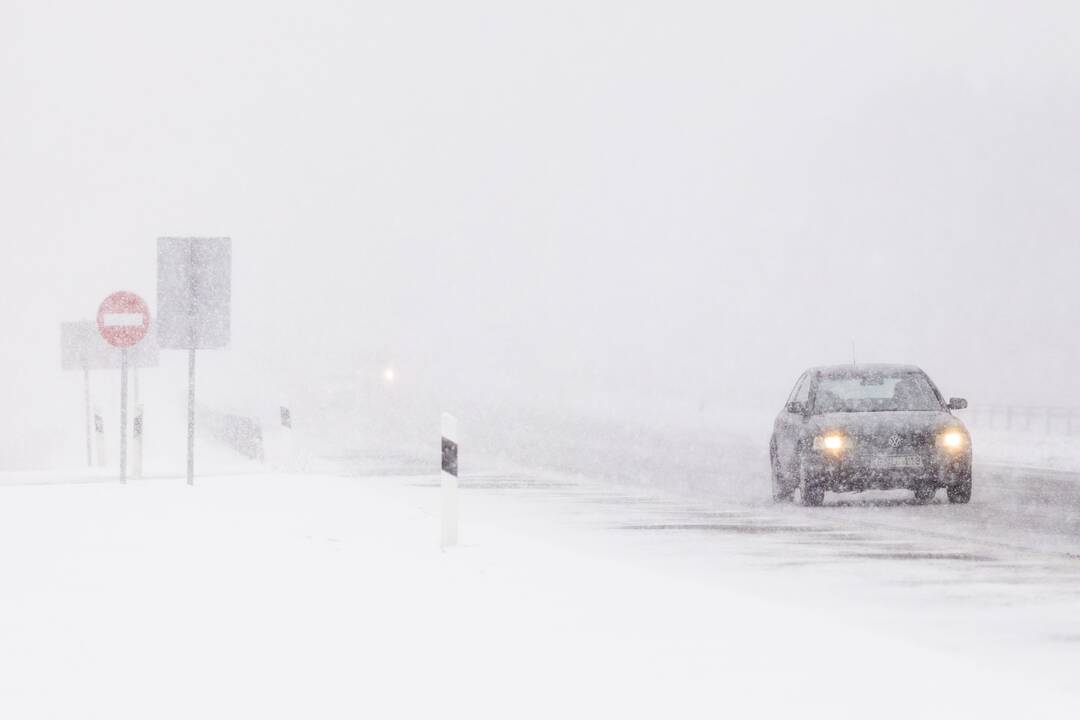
left=813, top=433, right=847, bottom=452
left=939, top=430, right=967, bottom=451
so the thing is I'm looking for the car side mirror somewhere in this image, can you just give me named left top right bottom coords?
left=948, top=398, right=968, bottom=410
left=786, top=401, right=808, bottom=415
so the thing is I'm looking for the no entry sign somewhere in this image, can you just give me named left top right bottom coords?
left=97, top=292, right=151, bottom=348
left=96, top=291, right=151, bottom=483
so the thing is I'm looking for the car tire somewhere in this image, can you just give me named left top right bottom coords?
left=913, top=484, right=937, bottom=504
left=947, top=476, right=972, bottom=504
left=801, top=482, right=825, bottom=507
left=770, top=443, right=795, bottom=503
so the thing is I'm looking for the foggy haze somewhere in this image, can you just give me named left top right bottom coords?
left=8, top=6, right=1080, bottom=717
left=4, top=0, right=1080, bottom=465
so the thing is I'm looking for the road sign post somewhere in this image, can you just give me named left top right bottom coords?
left=62, top=323, right=100, bottom=466
left=63, top=320, right=158, bottom=468
left=157, top=237, right=232, bottom=486
left=188, top=348, right=196, bottom=483
left=83, top=366, right=92, bottom=466
left=120, top=348, right=128, bottom=481
left=97, top=292, right=151, bottom=483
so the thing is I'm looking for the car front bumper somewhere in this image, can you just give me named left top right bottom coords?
left=799, top=450, right=971, bottom=492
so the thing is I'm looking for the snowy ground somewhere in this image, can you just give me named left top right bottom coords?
left=1, top=456, right=1079, bottom=719
left=6, top=385, right=1080, bottom=718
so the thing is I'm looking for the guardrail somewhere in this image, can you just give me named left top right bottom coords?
left=964, top=405, right=1080, bottom=435
left=197, top=406, right=265, bottom=461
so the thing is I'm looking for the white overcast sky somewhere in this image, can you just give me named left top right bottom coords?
left=3, top=1, right=1080, bottom=461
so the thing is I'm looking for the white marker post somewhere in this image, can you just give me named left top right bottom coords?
left=440, top=412, right=459, bottom=548
left=94, top=405, right=106, bottom=467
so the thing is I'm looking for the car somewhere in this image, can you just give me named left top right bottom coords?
left=769, top=364, right=972, bottom=506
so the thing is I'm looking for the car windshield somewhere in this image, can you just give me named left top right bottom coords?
left=813, top=371, right=942, bottom=413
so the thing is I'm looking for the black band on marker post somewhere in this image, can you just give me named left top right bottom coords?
left=441, top=437, right=458, bottom=477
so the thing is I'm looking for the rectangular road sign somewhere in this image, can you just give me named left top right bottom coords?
left=157, top=237, right=232, bottom=350
left=61, top=321, right=159, bottom=371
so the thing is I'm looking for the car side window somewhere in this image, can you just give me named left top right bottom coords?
left=794, top=373, right=812, bottom=404
left=787, top=373, right=810, bottom=407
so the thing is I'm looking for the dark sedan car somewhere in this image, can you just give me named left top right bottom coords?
left=770, top=364, right=971, bottom=506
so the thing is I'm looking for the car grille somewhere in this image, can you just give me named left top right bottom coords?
left=855, top=431, right=934, bottom=453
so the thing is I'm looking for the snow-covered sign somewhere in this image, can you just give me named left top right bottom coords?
left=156, top=236, right=232, bottom=486
left=157, top=237, right=231, bottom=350
left=61, top=321, right=159, bottom=371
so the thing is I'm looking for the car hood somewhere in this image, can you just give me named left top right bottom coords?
left=810, top=410, right=963, bottom=436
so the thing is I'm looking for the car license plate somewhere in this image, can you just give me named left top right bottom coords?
left=870, top=455, right=924, bottom=470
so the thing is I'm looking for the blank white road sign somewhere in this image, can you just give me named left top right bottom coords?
left=61, top=321, right=160, bottom=371
left=157, top=237, right=232, bottom=350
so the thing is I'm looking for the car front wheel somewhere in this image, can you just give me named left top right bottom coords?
left=947, top=476, right=972, bottom=504
left=771, top=444, right=795, bottom=503
left=801, top=482, right=825, bottom=507
left=914, top=484, right=937, bottom=504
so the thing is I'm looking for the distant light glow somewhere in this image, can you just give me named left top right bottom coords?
left=383, top=367, right=396, bottom=384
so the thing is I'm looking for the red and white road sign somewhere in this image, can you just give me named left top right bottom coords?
left=97, top=291, right=151, bottom=348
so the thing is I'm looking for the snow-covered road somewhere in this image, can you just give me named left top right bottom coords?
left=449, top=406, right=1080, bottom=561
left=5, top=403, right=1080, bottom=719
left=795, top=463, right=1080, bottom=558
left=1, top=460, right=1078, bottom=719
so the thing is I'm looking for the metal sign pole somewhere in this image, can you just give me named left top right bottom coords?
left=83, top=364, right=92, bottom=466
left=120, top=347, right=129, bottom=483
left=187, top=241, right=196, bottom=487
left=187, top=348, right=196, bottom=486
